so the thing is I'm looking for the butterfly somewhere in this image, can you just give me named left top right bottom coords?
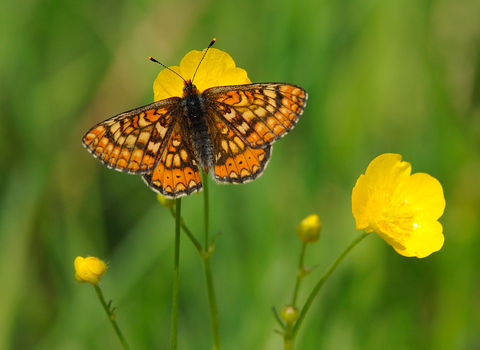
left=82, top=41, right=308, bottom=198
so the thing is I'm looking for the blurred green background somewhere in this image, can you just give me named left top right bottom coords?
left=1, top=0, right=479, bottom=349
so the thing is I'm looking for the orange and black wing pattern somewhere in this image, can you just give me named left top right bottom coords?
left=208, top=115, right=272, bottom=184
left=205, top=83, right=307, bottom=147
left=82, top=98, right=180, bottom=174
left=142, top=120, right=203, bottom=198
left=205, top=83, right=307, bottom=183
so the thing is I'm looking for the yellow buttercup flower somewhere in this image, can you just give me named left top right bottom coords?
left=153, top=47, right=251, bottom=101
left=352, top=153, right=445, bottom=258
left=74, top=256, right=107, bottom=285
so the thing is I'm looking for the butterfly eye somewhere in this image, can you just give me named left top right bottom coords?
left=183, top=82, right=196, bottom=92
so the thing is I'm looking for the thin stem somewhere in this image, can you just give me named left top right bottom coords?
left=290, top=231, right=371, bottom=342
left=291, top=242, right=308, bottom=306
left=284, top=323, right=294, bottom=350
left=203, top=172, right=210, bottom=248
left=171, top=198, right=182, bottom=350
left=201, top=171, right=220, bottom=350
left=204, top=258, right=220, bottom=349
left=169, top=207, right=202, bottom=252
left=271, top=306, right=286, bottom=330
left=94, top=285, right=131, bottom=350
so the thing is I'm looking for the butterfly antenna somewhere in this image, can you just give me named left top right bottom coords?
left=191, top=38, right=216, bottom=84
left=148, top=56, right=187, bottom=84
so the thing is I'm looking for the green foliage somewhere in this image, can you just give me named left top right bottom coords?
left=1, top=0, right=479, bottom=349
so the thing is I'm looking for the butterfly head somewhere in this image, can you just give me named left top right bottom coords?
left=183, top=79, right=199, bottom=96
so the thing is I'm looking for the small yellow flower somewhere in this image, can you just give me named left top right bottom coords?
left=153, top=47, right=251, bottom=101
left=296, top=214, right=322, bottom=243
left=74, top=256, right=107, bottom=285
left=352, top=153, right=445, bottom=258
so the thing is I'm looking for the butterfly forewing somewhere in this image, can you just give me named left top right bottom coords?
left=205, top=83, right=307, bottom=148
left=82, top=98, right=180, bottom=174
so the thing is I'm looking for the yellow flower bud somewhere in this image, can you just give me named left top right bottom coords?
left=280, top=305, right=299, bottom=324
left=74, top=256, right=107, bottom=285
left=296, top=214, right=321, bottom=243
left=157, top=194, right=176, bottom=208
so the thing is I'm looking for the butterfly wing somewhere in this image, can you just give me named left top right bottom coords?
left=204, top=83, right=307, bottom=148
left=82, top=98, right=180, bottom=174
left=208, top=116, right=272, bottom=183
left=204, top=83, right=306, bottom=183
left=142, top=120, right=203, bottom=198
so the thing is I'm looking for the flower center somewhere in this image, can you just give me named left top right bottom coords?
left=369, top=191, right=415, bottom=245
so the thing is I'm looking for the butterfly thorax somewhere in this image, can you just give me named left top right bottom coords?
left=181, top=80, right=214, bottom=173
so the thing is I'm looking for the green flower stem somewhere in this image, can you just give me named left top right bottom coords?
left=203, top=257, right=220, bottom=349
left=283, top=242, right=308, bottom=347
left=171, top=198, right=182, bottom=350
left=168, top=207, right=202, bottom=252
left=201, top=171, right=221, bottom=350
left=162, top=174, right=220, bottom=349
left=289, top=231, right=371, bottom=345
left=203, top=172, right=210, bottom=248
left=271, top=306, right=286, bottom=330
left=93, top=284, right=131, bottom=350
left=284, top=323, right=294, bottom=350
left=291, top=242, right=308, bottom=306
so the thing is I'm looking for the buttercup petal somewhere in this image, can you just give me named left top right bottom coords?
left=394, top=220, right=444, bottom=258
left=153, top=66, right=184, bottom=101
left=351, top=175, right=370, bottom=230
left=153, top=47, right=251, bottom=102
left=365, top=153, right=411, bottom=192
left=399, top=173, right=446, bottom=221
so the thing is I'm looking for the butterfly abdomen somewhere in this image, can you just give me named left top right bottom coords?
left=182, top=84, right=214, bottom=173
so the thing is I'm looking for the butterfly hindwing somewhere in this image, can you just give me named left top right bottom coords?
left=142, top=121, right=203, bottom=198
left=209, top=116, right=272, bottom=183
